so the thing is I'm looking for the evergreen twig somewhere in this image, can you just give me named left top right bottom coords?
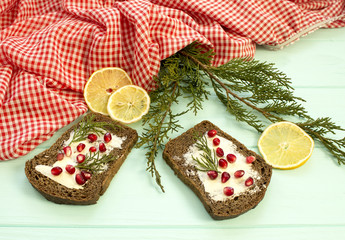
left=76, top=151, right=116, bottom=173
left=71, top=114, right=119, bottom=143
left=138, top=42, right=345, bottom=191
left=180, top=48, right=345, bottom=165
left=192, top=132, right=219, bottom=172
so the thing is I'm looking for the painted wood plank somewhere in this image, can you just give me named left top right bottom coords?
left=0, top=28, right=344, bottom=239
left=1, top=226, right=345, bottom=240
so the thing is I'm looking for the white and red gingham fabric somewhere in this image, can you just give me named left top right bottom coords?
left=0, top=0, right=344, bottom=161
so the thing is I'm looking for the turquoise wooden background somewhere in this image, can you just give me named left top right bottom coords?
left=0, top=28, right=344, bottom=239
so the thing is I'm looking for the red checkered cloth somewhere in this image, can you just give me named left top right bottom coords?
left=0, top=0, right=344, bottom=161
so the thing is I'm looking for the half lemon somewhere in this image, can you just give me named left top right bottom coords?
left=107, top=85, right=150, bottom=124
left=258, top=121, right=314, bottom=169
left=84, top=67, right=132, bottom=115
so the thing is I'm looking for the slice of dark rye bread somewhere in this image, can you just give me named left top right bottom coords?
left=25, top=112, right=138, bottom=205
left=163, top=120, right=272, bottom=220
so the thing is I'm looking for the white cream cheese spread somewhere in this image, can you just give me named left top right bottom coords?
left=183, top=133, right=261, bottom=201
left=35, top=130, right=126, bottom=189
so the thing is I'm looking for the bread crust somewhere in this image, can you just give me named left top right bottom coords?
left=25, top=112, right=138, bottom=205
left=163, top=120, right=272, bottom=219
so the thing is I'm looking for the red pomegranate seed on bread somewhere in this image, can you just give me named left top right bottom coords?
left=88, top=133, right=98, bottom=143
left=245, top=177, right=254, bottom=186
left=234, top=170, right=245, bottom=178
left=76, top=154, right=86, bottom=163
left=57, top=152, right=64, bottom=161
left=51, top=166, right=63, bottom=176
left=207, top=170, right=218, bottom=180
left=65, top=165, right=76, bottom=174
left=207, top=129, right=217, bottom=138
left=63, top=146, right=72, bottom=157
left=223, top=186, right=234, bottom=196
left=99, top=143, right=107, bottom=152
left=216, top=147, right=224, bottom=157
left=75, top=173, right=86, bottom=185
left=81, top=170, right=92, bottom=180
left=77, top=143, right=86, bottom=152
left=226, top=154, right=236, bottom=163
left=246, top=156, right=256, bottom=164
left=89, top=146, right=97, bottom=152
left=221, top=172, right=230, bottom=183
left=213, top=138, right=220, bottom=146
left=104, top=132, right=112, bottom=143
left=218, top=159, right=228, bottom=169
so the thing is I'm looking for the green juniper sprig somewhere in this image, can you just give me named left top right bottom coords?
left=136, top=46, right=212, bottom=192
left=181, top=46, right=345, bottom=164
left=76, top=151, right=116, bottom=174
left=192, top=132, right=219, bottom=172
left=296, top=118, right=345, bottom=164
left=70, top=114, right=119, bottom=143
left=138, top=42, right=345, bottom=191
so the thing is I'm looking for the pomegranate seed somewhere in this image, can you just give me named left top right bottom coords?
left=57, top=152, right=64, bottom=161
left=75, top=173, right=86, bottom=185
left=76, top=143, right=86, bottom=152
left=76, top=154, right=86, bottom=163
left=207, top=129, right=217, bottom=138
left=245, top=177, right=254, bottom=186
left=234, top=170, right=245, bottom=178
left=51, top=166, right=63, bottom=176
left=88, top=133, right=98, bottom=142
left=246, top=156, right=256, bottom=164
left=65, top=164, right=76, bottom=174
left=223, top=186, right=234, bottom=196
left=106, top=88, right=113, bottom=93
left=218, top=159, right=228, bottom=169
left=63, top=146, right=72, bottom=157
left=207, top=170, right=218, bottom=180
left=212, top=138, right=220, bottom=146
left=99, top=143, right=107, bottom=152
left=226, top=154, right=236, bottom=163
left=89, top=146, right=97, bottom=152
left=216, top=147, right=224, bottom=157
left=81, top=170, right=92, bottom=180
left=221, top=172, right=230, bottom=183
left=104, top=132, right=112, bottom=143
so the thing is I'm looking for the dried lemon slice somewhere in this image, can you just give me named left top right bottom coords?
left=107, top=85, right=150, bottom=124
left=84, top=67, right=132, bottom=115
left=258, top=121, right=314, bottom=169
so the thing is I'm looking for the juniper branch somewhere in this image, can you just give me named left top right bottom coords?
left=136, top=44, right=213, bottom=192
left=180, top=47, right=345, bottom=165
left=139, top=42, right=345, bottom=191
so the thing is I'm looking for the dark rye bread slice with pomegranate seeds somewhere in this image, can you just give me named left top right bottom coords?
left=25, top=112, right=138, bottom=205
left=163, top=120, right=272, bottom=220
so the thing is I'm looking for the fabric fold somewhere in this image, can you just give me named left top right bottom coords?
left=0, top=0, right=344, bottom=161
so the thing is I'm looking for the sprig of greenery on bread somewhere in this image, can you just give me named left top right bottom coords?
left=76, top=151, right=117, bottom=174
left=71, top=114, right=120, bottom=143
left=191, top=132, right=219, bottom=173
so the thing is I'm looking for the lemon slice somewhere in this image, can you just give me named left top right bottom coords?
left=107, top=85, right=150, bottom=124
left=258, top=121, right=314, bottom=169
left=84, top=67, right=132, bottom=115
